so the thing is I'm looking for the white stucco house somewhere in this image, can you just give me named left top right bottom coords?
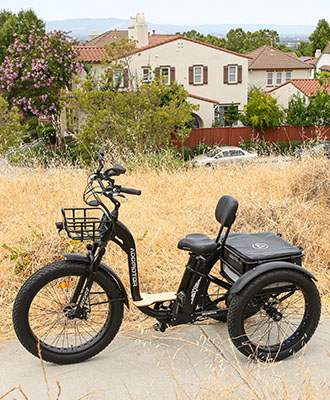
left=76, top=13, right=250, bottom=128
left=246, top=45, right=313, bottom=91
left=315, top=42, right=330, bottom=73
left=266, top=78, right=330, bottom=108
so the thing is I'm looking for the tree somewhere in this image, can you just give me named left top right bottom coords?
left=298, top=41, right=313, bottom=57
left=285, top=73, right=330, bottom=127
left=0, top=9, right=45, bottom=64
left=179, top=30, right=226, bottom=48
left=0, top=95, right=24, bottom=154
left=0, top=29, right=81, bottom=123
left=240, top=89, right=284, bottom=131
left=285, top=94, right=312, bottom=126
left=309, top=19, right=330, bottom=54
left=226, top=28, right=246, bottom=52
left=64, top=40, right=197, bottom=158
left=243, top=29, right=280, bottom=53
left=224, top=103, right=240, bottom=127
left=180, top=28, right=280, bottom=54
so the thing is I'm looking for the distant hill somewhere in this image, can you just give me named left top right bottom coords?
left=45, top=18, right=314, bottom=42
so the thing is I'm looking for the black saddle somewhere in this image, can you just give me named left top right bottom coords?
left=177, top=233, right=217, bottom=255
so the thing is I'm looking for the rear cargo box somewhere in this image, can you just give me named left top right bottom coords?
left=221, top=231, right=303, bottom=279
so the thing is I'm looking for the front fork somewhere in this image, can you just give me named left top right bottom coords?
left=72, top=243, right=106, bottom=318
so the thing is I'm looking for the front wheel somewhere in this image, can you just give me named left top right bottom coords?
left=13, top=260, right=124, bottom=364
left=227, top=270, right=321, bottom=362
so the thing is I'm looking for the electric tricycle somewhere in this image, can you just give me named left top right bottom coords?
left=13, top=148, right=321, bottom=364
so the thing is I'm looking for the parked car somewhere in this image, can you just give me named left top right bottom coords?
left=295, top=141, right=330, bottom=160
left=193, top=146, right=257, bottom=167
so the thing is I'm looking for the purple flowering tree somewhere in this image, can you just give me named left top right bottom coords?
left=0, top=28, right=81, bottom=132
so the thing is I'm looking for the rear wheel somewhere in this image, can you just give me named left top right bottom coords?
left=13, top=261, right=124, bottom=364
left=227, top=270, right=321, bottom=361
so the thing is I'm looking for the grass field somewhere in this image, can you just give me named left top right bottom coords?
left=0, top=156, right=329, bottom=341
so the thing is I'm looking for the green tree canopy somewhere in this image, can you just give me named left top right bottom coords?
left=224, top=103, right=240, bottom=127
left=298, top=41, right=314, bottom=57
left=0, top=9, right=45, bottom=64
left=285, top=73, right=330, bottom=127
left=309, top=18, right=330, bottom=54
left=240, top=89, right=284, bottom=131
left=179, top=28, right=281, bottom=54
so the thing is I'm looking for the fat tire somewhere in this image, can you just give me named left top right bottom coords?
left=13, top=260, right=124, bottom=364
left=227, top=269, right=321, bottom=362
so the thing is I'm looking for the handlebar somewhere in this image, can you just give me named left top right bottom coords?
left=120, top=187, right=141, bottom=196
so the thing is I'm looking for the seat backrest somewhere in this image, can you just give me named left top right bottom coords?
left=215, top=195, right=239, bottom=228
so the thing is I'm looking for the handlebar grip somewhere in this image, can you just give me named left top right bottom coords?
left=120, top=187, right=141, bottom=196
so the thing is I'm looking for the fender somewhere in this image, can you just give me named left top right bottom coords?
left=63, top=253, right=129, bottom=308
left=229, top=261, right=317, bottom=294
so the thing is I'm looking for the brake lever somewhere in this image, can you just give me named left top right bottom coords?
left=113, top=193, right=128, bottom=200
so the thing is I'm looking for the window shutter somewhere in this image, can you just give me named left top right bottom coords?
left=224, top=66, right=228, bottom=84
left=238, top=65, right=242, bottom=83
left=170, top=66, right=175, bottom=83
left=124, top=68, right=129, bottom=87
left=203, top=66, right=208, bottom=84
left=189, top=66, right=193, bottom=84
left=155, top=67, right=160, bottom=78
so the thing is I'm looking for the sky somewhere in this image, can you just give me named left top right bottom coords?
left=0, top=0, right=329, bottom=26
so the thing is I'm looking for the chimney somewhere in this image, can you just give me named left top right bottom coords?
left=128, top=13, right=148, bottom=47
left=88, top=30, right=100, bottom=42
left=315, top=49, right=322, bottom=58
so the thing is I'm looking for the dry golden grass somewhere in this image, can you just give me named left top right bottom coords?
left=0, top=156, right=329, bottom=341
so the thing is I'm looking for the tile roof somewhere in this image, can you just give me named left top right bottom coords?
left=86, top=30, right=128, bottom=47
left=75, top=34, right=251, bottom=62
left=320, top=65, right=330, bottom=70
left=75, top=46, right=108, bottom=62
left=267, top=78, right=330, bottom=96
left=246, top=45, right=311, bottom=70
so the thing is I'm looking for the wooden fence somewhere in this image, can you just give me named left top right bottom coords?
left=175, top=126, right=330, bottom=148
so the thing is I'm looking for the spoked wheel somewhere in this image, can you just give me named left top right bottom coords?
left=13, top=261, right=124, bottom=364
left=227, top=270, right=321, bottom=361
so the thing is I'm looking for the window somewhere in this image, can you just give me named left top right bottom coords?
left=267, top=72, right=274, bottom=85
left=142, top=67, right=150, bottom=82
left=285, top=71, right=292, bottom=82
left=160, top=67, right=170, bottom=84
left=228, top=66, right=237, bottom=83
left=276, top=72, right=282, bottom=85
left=214, top=104, right=239, bottom=127
left=193, top=66, right=203, bottom=84
left=113, top=69, right=123, bottom=87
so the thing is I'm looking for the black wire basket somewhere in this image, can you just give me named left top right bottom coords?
left=61, top=207, right=112, bottom=242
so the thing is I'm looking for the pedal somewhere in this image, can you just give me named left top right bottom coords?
left=153, top=322, right=167, bottom=332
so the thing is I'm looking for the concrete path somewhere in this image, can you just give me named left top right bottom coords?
left=0, top=317, right=329, bottom=400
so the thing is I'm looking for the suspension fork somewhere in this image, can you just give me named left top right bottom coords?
left=72, top=243, right=106, bottom=318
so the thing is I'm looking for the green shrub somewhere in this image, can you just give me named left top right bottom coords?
left=272, top=141, right=288, bottom=155
left=179, top=146, right=193, bottom=161
left=193, top=143, right=211, bottom=155
left=37, top=122, right=56, bottom=145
